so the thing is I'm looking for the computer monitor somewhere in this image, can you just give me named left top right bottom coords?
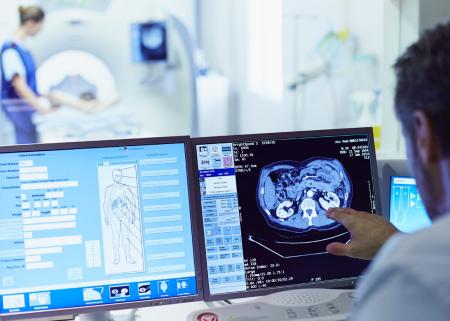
left=377, top=159, right=431, bottom=232
left=377, top=159, right=410, bottom=220
left=0, top=137, right=202, bottom=320
left=131, top=22, right=168, bottom=63
left=389, top=176, right=431, bottom=233
left=192, top=128, right=381, bottom=301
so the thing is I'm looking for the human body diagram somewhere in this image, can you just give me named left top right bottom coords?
left=99, top=164, right=144, bottom=274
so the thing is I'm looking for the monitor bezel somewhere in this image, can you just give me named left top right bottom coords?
left=190, top=127, right=382, bottom=302
left=0, top=136, right=204, bottom=321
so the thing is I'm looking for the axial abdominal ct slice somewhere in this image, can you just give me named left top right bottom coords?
left=257, top=158, right=352, bottom=233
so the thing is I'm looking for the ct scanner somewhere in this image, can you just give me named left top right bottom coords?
left=26, top=5, right=198, bottom=142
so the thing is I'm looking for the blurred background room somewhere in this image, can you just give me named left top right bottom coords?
left=1, top=0, right=449, bottom=158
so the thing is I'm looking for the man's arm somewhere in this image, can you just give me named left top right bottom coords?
left=350, top=268, right=448, bottom=321
left=326, top=208, right=398, bottom=260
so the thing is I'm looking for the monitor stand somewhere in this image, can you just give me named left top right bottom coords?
left=79, top=312, right=110, bottom=321
left=78, top=309, right=137, bottom=321
left=20, top=315, right=75, bottom=321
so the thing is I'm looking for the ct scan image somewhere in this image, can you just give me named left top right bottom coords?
left=234, top=135, right=375, bottom=287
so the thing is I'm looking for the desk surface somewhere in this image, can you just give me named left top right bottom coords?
left=110, top=298, right=257, bottom=321
left=111, top=302, right=208, bottom=321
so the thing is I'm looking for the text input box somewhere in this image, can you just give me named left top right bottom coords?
left=143, top=192, right=181, bottom=200
left=23, top=222, right=77, bottom=232
left=145, top=237, right=184, bottom=246
left=19, top=160, right=33, bottom=167
left=23, top=215, right=76, bottom=225
left=20, top=173, right=49, bottom=181
left=24, top=235, right=82, bottom=249
left=21, top=181, right=79, bottom=191
left=144, top=215, right=182, bottom=224
left=141, top=169, right=179, bottom=177
left=25, top=255, right=41, bottom=263
left=45, top=191, right=65, bottom=198
left=144, top=204, right=182, bottom=212
left=148, top=264, right=186, bottom=273
left=19, top=166, right=48, bottom=174
left=140, top=157, right=178, bottom=165
left=26, top=261, right=54, bottom=270
left=145, top=226, right=183, bottom=234
left=147, top=252, right=185, bottom=260
left=23, top=232, right=33, bottom=239
left=25, top=247, right=63, bottom=256
left=142, top=180, right=180, bottom=188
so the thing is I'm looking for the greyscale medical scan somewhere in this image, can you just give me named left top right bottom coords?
left=195, top=132, right=379, bottom=296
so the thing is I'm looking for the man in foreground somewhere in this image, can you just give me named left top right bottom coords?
left=326, top=22, right=450, bottom=320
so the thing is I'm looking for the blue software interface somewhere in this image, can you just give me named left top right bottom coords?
left=390, top=176, right=431, bottom=233
left=0, top=143, right=197, bottom=315
left=195, top=134, right=378, bottom=296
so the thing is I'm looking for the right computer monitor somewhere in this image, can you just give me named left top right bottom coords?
left=389, top=176, right=431, bottom=233
left=192, top=128, right=381, bottom=301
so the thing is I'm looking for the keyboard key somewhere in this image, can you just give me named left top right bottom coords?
left=227, top=264, right=235, bottom=272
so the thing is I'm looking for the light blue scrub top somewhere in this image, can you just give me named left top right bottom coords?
left=349, top=214, right=450, bottom=320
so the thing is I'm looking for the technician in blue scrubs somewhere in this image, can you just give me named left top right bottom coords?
left=0, top=6, right=50, bottom=144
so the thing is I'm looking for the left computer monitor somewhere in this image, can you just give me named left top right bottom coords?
left=0, top=137, right=202, bottom=320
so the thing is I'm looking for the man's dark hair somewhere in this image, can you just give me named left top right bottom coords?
left=394, top=22, right=450, bottom=156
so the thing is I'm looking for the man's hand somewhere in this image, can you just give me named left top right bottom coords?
left=326, top=208, right=399, bottom=260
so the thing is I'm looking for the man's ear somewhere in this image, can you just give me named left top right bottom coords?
left=412, top=110, right=439, bottom=164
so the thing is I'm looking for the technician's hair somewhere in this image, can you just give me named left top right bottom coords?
left=394, top=22, right=450, bottom=156
left=18, top=5, right=45, bottom=25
